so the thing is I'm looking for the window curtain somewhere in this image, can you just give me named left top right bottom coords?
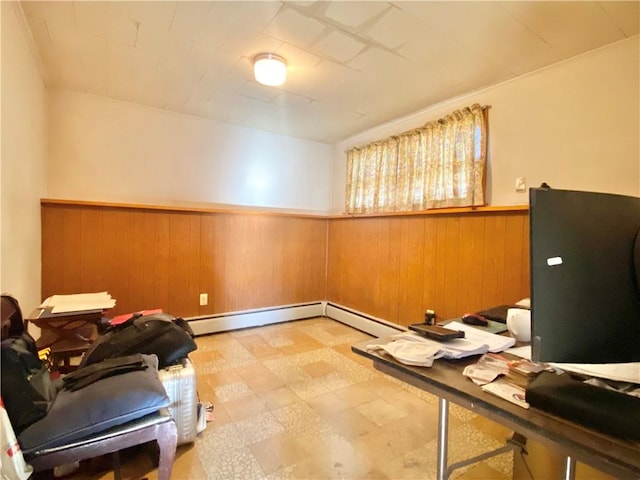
left=345, top=104, right=488, bottom=214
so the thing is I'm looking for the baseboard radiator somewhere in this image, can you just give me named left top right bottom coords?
left=324, top=303, right=404, bottom=338
left=187, top=302, right=324, bottom=336
left=187, top=301, right=404, bottom=338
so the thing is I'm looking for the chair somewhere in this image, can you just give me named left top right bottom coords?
left=25, top=409, right=177, bottom=480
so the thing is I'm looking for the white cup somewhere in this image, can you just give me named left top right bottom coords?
left=506, top=308, right=531, bottom=343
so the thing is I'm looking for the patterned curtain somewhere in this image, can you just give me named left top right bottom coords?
left=345, top=104, right=488, bottom=214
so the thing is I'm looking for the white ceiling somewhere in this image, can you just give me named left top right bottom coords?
left=21, top=1, right=639, bottom=144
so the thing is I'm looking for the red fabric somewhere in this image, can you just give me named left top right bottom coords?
left=109, top=309, right=163, bottom=326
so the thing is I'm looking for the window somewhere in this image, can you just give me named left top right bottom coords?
left=345, top=104, right=488, bottom=214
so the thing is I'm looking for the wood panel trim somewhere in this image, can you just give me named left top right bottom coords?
left=42, top=198, right=528, bottom=219
left=328, top=204, right=529, bottom=218
left=40, top=198, right=328, bottom=219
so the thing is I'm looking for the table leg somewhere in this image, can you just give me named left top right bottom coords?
left=437, top=397, right=449, bottom=480
left=564, top=456, right=576, bottom=480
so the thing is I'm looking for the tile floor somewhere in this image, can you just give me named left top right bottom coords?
left=65, top=317, right=514, bottom=480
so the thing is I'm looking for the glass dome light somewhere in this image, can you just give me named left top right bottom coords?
left=253, top=53, right=287, bottom=87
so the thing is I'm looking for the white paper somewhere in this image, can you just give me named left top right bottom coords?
left=549, top=362, right=640, bottom=384
left=40, top=292, right=116, bottom=313
left=481, top=380, right=529, bottom=409
left=443, top=321, right=516, bottom=353
left=505, top=345, right=532, bottom=360
left=391, top=331, right=489, bottom=359
left=501, top=344, right=638, bottom=383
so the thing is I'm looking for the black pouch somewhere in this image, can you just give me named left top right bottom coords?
left=526, top=371, right=640, bottom=441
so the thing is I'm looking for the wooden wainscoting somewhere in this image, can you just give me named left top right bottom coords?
left=42, top=201, right=528, bottom=326
left=41, top=202, right=327, bottom=318
left=326, top=210, right=530, bottom=327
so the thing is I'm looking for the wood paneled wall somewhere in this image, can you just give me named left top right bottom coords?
left=326, top=211, right=530, bottom=327
left=41, top=202, right=529, bottom=326
left=41, top=203, right=327, bottom=317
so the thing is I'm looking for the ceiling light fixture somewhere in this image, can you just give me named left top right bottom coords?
left=253, top=53, right=287, bottom=87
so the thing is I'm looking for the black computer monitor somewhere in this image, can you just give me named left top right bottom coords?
left=529, top=187, right=640, bottom=364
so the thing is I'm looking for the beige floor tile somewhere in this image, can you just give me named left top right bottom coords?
left=264, top=457, right=328, bottom=480
left=215, top=380, right=253, bottom=402
left=201, top=367, right=243, bottom=387
left=249, top=342, right=285, bottom=360
left=170, top=443, right=208, bottom=480
left=235, top=363, right=286, bottom=393
left=352, top=412, right=439, bottom=466
left=469, top=414, right=513, bottom=444
left=359, top=375, right=411, bottom=398
left=325, top=407, right=381, bottom=440
left=233, top=410, right=286, bottom=446
left=301, top=360, right=335, bottom=378
left=357, top=397, right=410, bottom=426
left=249, top=432, right=306, bottom=475
left=233, top=332, right=265, bottom=344
left=223, top=391, right=269, bottom=422
left=454, top=461, right=511, bottom=480
left=258, top=386, right=302, bottom=410
left=297, top=429, right=375, bottom=479
left=381, top=443, right=440, bottom=480
left=306, top=390, right=349, bottom=418
left=272, top=401, right=330, bottom=437
left=350, top=427, right=404, bottom=466
left=333, top=382, right=379, bottom=407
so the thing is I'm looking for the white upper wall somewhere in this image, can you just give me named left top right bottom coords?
left=1, top=2, right=47, bottom=311
left=332, top=36, right=640, bottom=213
left=47, top=91, right=334, bottom=214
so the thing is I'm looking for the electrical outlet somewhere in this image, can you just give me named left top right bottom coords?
left=515, top=177, right=526, bottom=193
left=199, top=293, right=208, bottom=306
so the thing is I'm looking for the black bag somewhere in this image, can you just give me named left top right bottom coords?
left=1, top=295, right=57, bottom=435
left=80, top=312, right=197, bottom=368
left=62, top=353, right=148, bottom=391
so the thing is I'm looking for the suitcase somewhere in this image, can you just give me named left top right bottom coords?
left=158, top=357, right=198, bottom=444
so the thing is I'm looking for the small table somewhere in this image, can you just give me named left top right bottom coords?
left=352, top=338, right=640, bottom=480
left=27, top=308, right=105, bottom=372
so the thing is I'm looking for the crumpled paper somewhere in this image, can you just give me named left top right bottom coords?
left=367, top=340, right=444, bottom=367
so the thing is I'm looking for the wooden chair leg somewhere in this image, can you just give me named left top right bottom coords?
left=112, top=451, right=121, bottom=480
left=156, top=418, right=178, bottom=480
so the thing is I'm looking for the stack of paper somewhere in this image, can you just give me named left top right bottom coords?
left=40, top=292, right=116, bottom=314
left=444, top=321, right=516, bottom=352
left=391, top=332, right=486, bottom=360
left=505, top=345, right=640, bottom=383
left=390, top=321, right=515, bottom=360
left=549, top=362, right=640, bottom=384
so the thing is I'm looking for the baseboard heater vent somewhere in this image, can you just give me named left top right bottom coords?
left=187, top=302, right=324, bottom=336
left=324, top=303, right=404, bottom=338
